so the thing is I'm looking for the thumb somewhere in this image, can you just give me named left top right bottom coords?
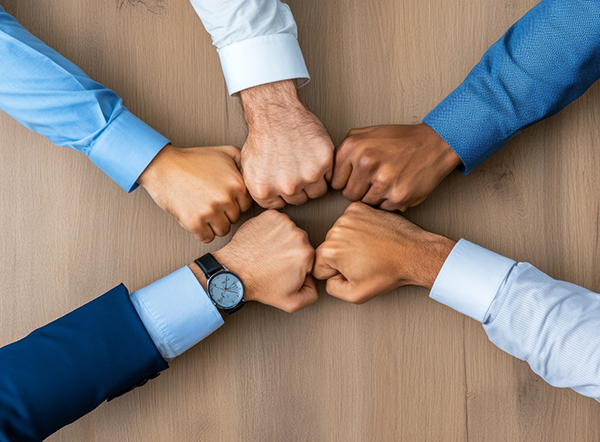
left=313, top=247, right=340, bottom=280
left=325, top=274, right=354, bottom=301
left=288, top=275, right=319, bottom=312
left=219, top=145, right=243, bottom=170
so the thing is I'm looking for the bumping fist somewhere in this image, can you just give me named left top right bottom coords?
left=313, top=202, right=455, bottom=304
left=240, top=80, right=334, bottom=209
left=332, top=124, right=461, bottom=212
left=213, top=210, right=318, bottom=313
left=138, top=144, right=252, bottom=243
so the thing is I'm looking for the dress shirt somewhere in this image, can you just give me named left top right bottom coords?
left=431, top=239, right=600, bottom=401
left=0, top=6, right=169, bottom=192
left=0, top=5, right=223, bottom=361
left=189, top=0, right=309, bottom=94
left=423, top=0, right=600, bottom=174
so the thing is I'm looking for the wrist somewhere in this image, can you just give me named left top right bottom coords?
left=419, top=123, right=462, bottom=173
left=411, top=234, right=456, bottom=290
left=137, top=143, right=174, bottom=189
left=212, top=248, right=256, bottom=303
left=240, top=80, right=305, bottom=127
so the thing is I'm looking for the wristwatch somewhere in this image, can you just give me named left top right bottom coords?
left=195, top=253, right=245, bottom=315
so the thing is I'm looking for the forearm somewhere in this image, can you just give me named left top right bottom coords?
left=431, top=240, right=600, bottom=401
left=0, top=285, right=168, bottom=441
left=0, top=7, right=168, bottom=191
left=423, top=0, right=600, bottom=173
left=188, top=0, right=309, bottom=93
left=484, top=263, right=600, bottom=401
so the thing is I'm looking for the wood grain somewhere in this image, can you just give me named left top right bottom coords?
left=1, top=0, right=599, bottom=440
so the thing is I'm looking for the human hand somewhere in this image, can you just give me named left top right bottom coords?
left=138, top=144, right=252, bottom=243
left=240, top=80, right=334, bottom=209
left=211, top=210, right=318, bottom=313
left=313, top=202, right=455, bottom=304
left=332, top=124, right=462, bottom=212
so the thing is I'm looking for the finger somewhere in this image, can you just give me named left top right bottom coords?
left=409, top=195, right=428, bottom=208
left=342, top=172, right=371, bottom=202
left=361, top=185, right=386, bottom=207
left=282, top=190, right=309, bottom=206
left=219, top=145, right=243, bottom=170
left=237, top=190, right=254, bottom=213
left=224, top=203, right=242, bottom=225
left=253, top=195, right=287, bottom=210
left=331, top=150, right=353, bottom=190
left=208, top=214, right=232, bottom=237
left=346, top=126, right=378, bottom=136
left=325, top=273, right=353, bottom=300
left=193, top=227, right=215, bottom=243
left=324, top=165, right=333, bottom=182
left=304, top=178, right=329, bottom=199
left=378, top=199, right=404, bottom=212
left=313, top=246, right=341, bottom=280
left=292, top=275, right=319, bottom=311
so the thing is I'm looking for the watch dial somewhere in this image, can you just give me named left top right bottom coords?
left=209, top=272, right=244, bottom=309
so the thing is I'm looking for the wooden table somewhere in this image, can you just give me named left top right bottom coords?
left=1, top=0, right=599, bottom=440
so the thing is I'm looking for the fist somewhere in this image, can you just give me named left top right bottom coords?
left=313, top=202, right=455, bottom=304
left=214, top=210, right=318, bottom=313
left=240, top=80, right=334, bottom=209
left=332, top=124, right=461, bottom=212
left=138, top=144, right=252, bottom=243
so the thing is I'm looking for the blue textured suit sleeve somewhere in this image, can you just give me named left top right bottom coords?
left=423, top=0, right=600, bottom=173
left=0, top=284, right=168, bottom=442
left=0, top=6, right=169, bottom=191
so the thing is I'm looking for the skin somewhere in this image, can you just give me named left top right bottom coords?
left=138, top=144, right=253, bottom=243
left=313, top=202, right=456, bottom=304
left=191, top=210, right=318, bottom=313
left=332, top=123, right=462, bottom=212
left=240, top=79, right=334, bottom=209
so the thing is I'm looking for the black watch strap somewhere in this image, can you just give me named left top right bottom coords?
left=195, top=253, right=223, bottom=278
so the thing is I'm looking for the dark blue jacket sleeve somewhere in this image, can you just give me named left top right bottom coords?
left=423, top=0, right=600, bottom=173
left=0, top=284, right=169, bottom=442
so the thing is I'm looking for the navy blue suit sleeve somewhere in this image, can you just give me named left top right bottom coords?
left=423, top=0, right=600, bottom=173
left=0, top=284, right=169, bottom=442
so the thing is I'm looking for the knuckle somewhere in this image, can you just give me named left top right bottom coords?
left=280, top=180, right=300, bottom=196
left=251, top=184, right=273, bottom=201
left=356, top=154, right=375, bottom=171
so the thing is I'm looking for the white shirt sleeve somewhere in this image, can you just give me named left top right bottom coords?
left=188, top=0, right=309, bottom=94
left=431, top=239, right=600, bottom=401
left=129, top=266, right=224, bottom=362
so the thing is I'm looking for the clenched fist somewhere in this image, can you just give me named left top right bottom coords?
left=138, top=144, right=252, bottom=243
left=211, top=210, right=318, bottom=313
left=240, top=80, right=334, bottom=209
left=313, top=202, right=455, bottom=304
left=332, top=124, right=461, bottom=212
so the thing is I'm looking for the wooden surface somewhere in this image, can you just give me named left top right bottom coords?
left=1, top=0, right=599, bottom=440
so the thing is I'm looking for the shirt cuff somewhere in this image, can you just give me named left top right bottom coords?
left=129, top=266, right=224, bottom=362
left=218, top=34, right=310, bottom=95
left=87, top=110, right=169, bottom=192
left=430, top=239, right=516, bottom=323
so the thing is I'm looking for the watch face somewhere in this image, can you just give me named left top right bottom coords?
left=208, top=271, right=244, bottom=309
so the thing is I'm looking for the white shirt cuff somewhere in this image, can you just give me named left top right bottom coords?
left=129, top=266, right=224, bottom=362
left=218, top=33, right=310, bottom=94
left=430, top=239, right=516, bottom=323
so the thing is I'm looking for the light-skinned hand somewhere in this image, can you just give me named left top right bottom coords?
left=138, top=144, right=252, bottom=243
left=332, top=124, right=462, bottom=212
left=207, top=210, right=318, bottom=313
left=313, top=202, right=455, bottom=304
left=240, top=80, right=334, bottom=209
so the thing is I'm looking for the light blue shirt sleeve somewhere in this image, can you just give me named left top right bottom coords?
left=431, top=239, right=600, bottom=401
left=129, top=266, right=224, bottom=362
left=0, top=7, right=169, bottom=192
left=423, top=0, right=600, bottom=174
left=188, top=0, right=309, bottom=94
